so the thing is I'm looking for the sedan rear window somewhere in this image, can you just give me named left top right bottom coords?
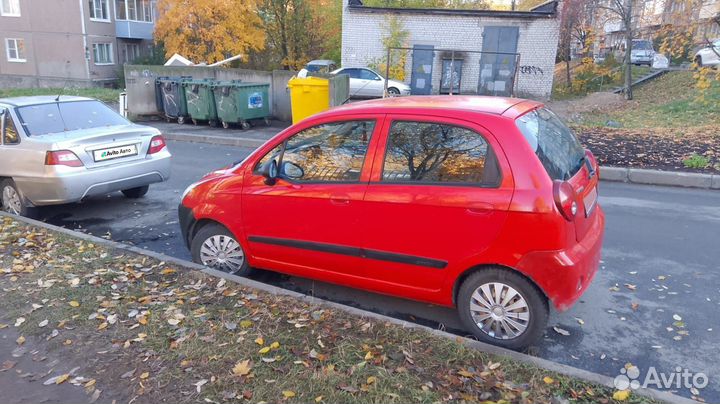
left=515, top=108, right=585, bottom=181
left=16, top=100, right=128, bottom=136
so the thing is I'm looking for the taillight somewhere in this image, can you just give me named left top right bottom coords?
left=553, top=180, right=577, bottom=221
left=148, top=135, right=166, bottom=154
left=45, top=150, right=83, bottom=167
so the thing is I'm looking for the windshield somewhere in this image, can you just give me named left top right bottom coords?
left=515, top=108, right=586, bottom=181
left=633, top=41, right=652, bottom=50
left=16, top=100, right=128, bottom=136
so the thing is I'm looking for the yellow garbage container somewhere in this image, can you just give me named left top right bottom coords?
left=287, top=76, right=330, bottom=124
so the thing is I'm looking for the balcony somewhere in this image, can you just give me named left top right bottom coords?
left=115, top=20, right=154, bottom=40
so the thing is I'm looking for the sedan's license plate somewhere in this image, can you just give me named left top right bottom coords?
left=93, top=145, right=137, bottom=162
left=584, top=186, right=598, bottom=217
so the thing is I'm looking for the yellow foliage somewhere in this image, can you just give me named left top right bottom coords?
left=155, top=0, right=265, bottom=64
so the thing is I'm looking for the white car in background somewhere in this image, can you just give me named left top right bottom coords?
left=694, top=38, right=720, bottom=68
left=331, top=67, right=411, bottom=98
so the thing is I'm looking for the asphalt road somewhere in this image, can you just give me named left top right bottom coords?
left=35, top=140, right=720, bottom=402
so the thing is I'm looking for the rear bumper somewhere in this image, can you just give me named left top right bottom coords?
left=518, top=206, right=605, bottom=311
left=16, top=152, right=171, bottom=206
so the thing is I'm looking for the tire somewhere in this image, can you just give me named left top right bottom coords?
left=178, top=116, right=186, bottom=124
left=191, top=223, right=251, bottom=276
left=241, top=121, right=251, bottom=130
left=221, top=121, right=230, bottom=129
left=0, top=179, right=32, bottom=217
left=457, top=267, right=548, bottom=350
left=209, top=120, right=218, bottom=128
left=388, top=87, right=401, bottom=97
left=121, top=185, right=149, bottom=199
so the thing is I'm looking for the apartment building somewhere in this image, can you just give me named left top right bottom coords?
left=0, top=0, right=157, bottom=88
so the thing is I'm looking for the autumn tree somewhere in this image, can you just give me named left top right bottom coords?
left=154, top=0, right=265, bottom=64
left=593, top=0, right=636, bottom=100
left=259, top=0, right=335, bottom=70
left=558, top=0, right=591, bottom=87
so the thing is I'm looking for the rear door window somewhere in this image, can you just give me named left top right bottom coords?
left=382, top=121, right=500, bottom=186
left=515, top=108, right=585, bottom=181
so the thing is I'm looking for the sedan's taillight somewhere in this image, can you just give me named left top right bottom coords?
left=148, top=135, right=167, bottom=154
left=45, top=150, right=84, bottom=167
left=553, top=180, right=577, bottom=221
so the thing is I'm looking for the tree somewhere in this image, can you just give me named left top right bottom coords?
left=259, top=0, right=329, bottom=70
left=593, top=0, right=636, bottom=100
left=155, top=0, right=265, bottom=64
left=558, top=0, right=591, bottom=87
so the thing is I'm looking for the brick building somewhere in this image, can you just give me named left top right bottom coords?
left=0, top=0, right=157, bottom=88
left=340, top=0, right=561, bottom=100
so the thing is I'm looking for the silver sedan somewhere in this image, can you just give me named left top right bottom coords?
left=0, top=96, right=171, bottom=216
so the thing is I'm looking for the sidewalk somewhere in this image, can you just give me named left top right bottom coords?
left=145, top=120, right=286, bottom=149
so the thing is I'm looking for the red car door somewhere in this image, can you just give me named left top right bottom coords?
left=360, top=115, right=514, bottom=301
left=241, top=116, right=382, bottom=281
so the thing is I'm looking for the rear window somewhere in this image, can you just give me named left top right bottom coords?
left=515, top=108, right=585, bottom=181
left=16, top=100, right=128, bottom=136
left=633, top=41, right=652, bottom=50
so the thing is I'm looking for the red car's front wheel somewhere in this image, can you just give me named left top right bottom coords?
left=191, top=223, right=251, bottom=276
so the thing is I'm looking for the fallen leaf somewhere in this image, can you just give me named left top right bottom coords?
left=167, top=318, right=181, bottom=326
left=673, top=314, right=682, bottom=321
left=553, top=326, right=570, bottom=336
left=631, top=302, right=639, bottom=311
left=366, top=376, right=376, bottom=385
left=16, top=335, right=25, bottom=345
left=613, top=390, right=630, bottom=401
left=38, top=319, right=49, bottom=328
left=56, top=374, right=70, bottom=384
left=14, top=317, right=25, bottom=327
left=282, top=390, right=296, bottom=398
left=259, top=347, right=271, bottom=354
left=232, top=360, right=252, bottom=376
left=140, top=372, right=149, bottom=379
left=240, top=320, right=253, bottom=328
left=270, top=341, right=280, bottom=350
left=254, top=337, right=264, bottom=345
left=543, top=376, right=555, bottom=384
left=69, top=301, right=80, bottom=307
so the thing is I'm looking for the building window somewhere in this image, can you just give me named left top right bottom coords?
left=116, top=0, right=152, bottom=22
left=92, top=43, right=114, bottom=65
left=5, top=38, right=26, bottom=62
left=1, top=0, right=20, bottom=16
left=122, top=43, right=140, bottom=63
left=89, top=0, right=110, bottom=21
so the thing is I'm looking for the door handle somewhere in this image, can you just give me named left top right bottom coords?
left=330, top=197, right=351, bottom=206
left=466, top=203, right=494, bottom=215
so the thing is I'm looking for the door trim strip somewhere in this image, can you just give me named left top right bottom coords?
left=248, top=236, right=447, bottom=269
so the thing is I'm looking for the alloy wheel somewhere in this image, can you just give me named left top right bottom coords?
left=469, top=282, right=530, bottom=340
left=2, top=185, right=22, bottom=215
left=199, top=234, right=245, bottom=274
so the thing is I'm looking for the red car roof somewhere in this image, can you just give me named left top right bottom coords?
left=323, top=95, right=543, bottom=119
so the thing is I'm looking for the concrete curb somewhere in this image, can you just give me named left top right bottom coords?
left=164, top=132, right=266, bottom=149
left=0, top=211, right=699, bottom=404
left=602, top=166, right=719, bottom=190
left=163, top=132, right=718, bottom=191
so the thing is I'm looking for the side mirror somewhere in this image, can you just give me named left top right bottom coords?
left=282, top=161, right=304, bottom=180
left=259, top=159, right=278, bottom=185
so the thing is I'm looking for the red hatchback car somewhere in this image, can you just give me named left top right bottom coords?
left=179, top=96, right=604, bottom=349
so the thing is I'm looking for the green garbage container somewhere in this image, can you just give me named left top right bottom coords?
left=156, top=76, right=191, bottom=124
left=212, top=81, right=271, bottom=129
left=182, top=79, right=218, bottom=126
